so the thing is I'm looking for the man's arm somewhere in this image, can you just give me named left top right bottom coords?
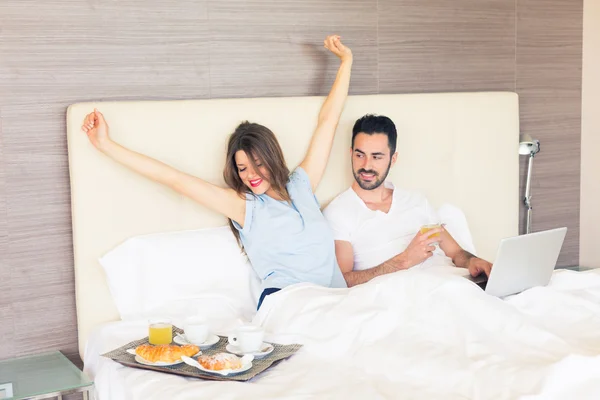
left=334, top=228, right=443, bottom=287
left=438, top=227, right=492, bottom=277
left=335, top=241, right=406, bottom=287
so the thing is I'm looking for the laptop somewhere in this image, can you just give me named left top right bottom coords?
left=468, top=227, right=567, bottom=297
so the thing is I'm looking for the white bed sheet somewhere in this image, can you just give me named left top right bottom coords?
left=85, top=268, right=600, bottom=400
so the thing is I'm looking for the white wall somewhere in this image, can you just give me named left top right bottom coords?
left=580, top=0, right=600, bottom=267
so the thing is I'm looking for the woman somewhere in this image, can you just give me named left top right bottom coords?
left=82, top=35, right=352, bottom=310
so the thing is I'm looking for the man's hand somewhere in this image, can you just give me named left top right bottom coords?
left=438, top=228, right=493, bottom=277
left=395, top=227, right=444, bottom=270
left=467, top=257, right=493, bottom=277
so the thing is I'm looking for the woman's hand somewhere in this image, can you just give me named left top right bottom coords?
left=81, top=108, right=111, bottom=151
left=323, top=35, right=353, bottom=63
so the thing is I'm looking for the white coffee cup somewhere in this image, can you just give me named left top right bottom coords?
left=228, top=325, right=264, bottom=353
left=184, top=317, right=209, bottom=344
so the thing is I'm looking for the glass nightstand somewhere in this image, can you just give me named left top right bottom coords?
left=0, top=351, right=94, bottom=399
left=557, top=266, right=597, bottom=272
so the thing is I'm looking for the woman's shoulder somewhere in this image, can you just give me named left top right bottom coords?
left=288, top=166, right=310, bottom=184
left=286, top=167, right=313, bottom=193
left=287, top=167, right=320, bottom=206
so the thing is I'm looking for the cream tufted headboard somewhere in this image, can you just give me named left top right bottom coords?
left=67, top=92, right=519, bottom=358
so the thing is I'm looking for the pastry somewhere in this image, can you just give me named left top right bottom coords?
left=135, top=344, right=199, bottom=363
left=197, top=353, right=243, bottom=371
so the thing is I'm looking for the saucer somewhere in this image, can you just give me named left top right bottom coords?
left=181, top=355, right=253, bottom=376
left=226, top=342, right=274, bottom=358
left=174, top=333, right=220, bottom=349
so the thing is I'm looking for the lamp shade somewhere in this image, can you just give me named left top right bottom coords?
left=519, top=133, right=540, bottom=155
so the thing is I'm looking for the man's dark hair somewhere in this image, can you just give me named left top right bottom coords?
left=352, top=114, right=397, bottom=154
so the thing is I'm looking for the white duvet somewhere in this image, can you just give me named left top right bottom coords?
left=85, top=268, right=600, bottom=400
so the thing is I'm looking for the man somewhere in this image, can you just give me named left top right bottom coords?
left=323, top=114, right=492, bottom=287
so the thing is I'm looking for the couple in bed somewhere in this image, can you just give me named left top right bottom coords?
left=81, top=35, right=491, bottom=310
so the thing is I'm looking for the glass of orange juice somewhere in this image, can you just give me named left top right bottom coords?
left=148, top=319, right=173, bottom=345
left=420, top=224, right=441, bottom=238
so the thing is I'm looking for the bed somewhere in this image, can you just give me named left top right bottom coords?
left=66, top=93, right=600, bottom=399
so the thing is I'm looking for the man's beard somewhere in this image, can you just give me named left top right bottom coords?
left=353, top=160, right=392, bottom=190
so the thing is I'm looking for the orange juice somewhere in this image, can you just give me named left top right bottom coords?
left=420, top=224, right=441, bottom=238
left=149, top=321, right=173, bottom=345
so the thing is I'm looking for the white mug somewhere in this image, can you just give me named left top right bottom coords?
left=184, top=317, right=209, bottom=344
left=228, top=325, right=264, bottom=353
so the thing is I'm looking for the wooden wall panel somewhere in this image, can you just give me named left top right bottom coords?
left=0, top=107, right=12, bottom=361
left=208, top=0, right=379, bottom=97
left=516, top=0, right=583, bottom=266
left=378, top=0, right=516, bottom=93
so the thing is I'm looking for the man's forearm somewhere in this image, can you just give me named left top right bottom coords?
left=452, top=249, right=476, bottom=269
left=343, top=253, right=408, bottom=287
left=343, top=264, right=392, bottom=287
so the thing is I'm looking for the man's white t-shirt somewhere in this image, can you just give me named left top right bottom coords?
left=323, top=182, right=454, bottom=271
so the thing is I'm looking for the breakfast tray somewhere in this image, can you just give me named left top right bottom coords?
left=101, top=326, right=302, bottom=382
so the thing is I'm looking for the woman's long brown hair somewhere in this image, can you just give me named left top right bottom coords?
left=223, top=121, right=291, bottom=249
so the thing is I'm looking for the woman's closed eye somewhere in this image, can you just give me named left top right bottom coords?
left=239, top=162, right=262, bottom=172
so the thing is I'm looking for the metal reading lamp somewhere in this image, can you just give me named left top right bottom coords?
left=519, top=134, right=541, bottom=234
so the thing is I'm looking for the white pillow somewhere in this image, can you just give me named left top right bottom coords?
left=437, top=203, right=477, bottom=255
left=99, top=226, right=260, bottom=321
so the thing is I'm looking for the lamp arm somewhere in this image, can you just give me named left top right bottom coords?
left=524, top=152, right=534, bottom=204
left=524, top=152, right=535, bottom=234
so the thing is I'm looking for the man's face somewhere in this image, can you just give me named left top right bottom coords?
left=351, top=133, right=397, bottom=190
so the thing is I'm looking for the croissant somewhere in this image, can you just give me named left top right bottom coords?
left=135, top=344, right=199, bottom=363
left=197, top=353, right=243, bottom=371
